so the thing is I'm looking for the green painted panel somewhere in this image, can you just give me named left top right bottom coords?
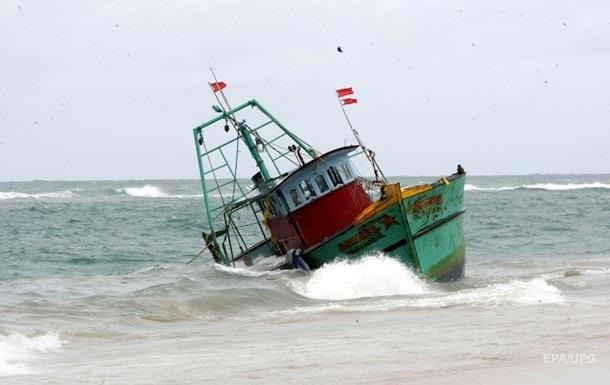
left=402, top=176, right=465, bottom=235
left=412, top=216, right=465, bottom=280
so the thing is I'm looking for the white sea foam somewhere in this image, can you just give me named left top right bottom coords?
left=116, top=185, right=202, bottom=198
left=0, top=190, right=76, bottom=200
left=425, top=278, right=565, bottom=307
left=523, top=182, right=610, bottom=190
left=465, top=184, right=518, bottom=192
left=277, top=255, right=564, bottom=314
left=289, top=255, right=429, bottom=300
left=117, top=185, right=169, bottom=198
left=275, top=277, right=565, bottom=316
left=582, top=268, right=610, bottom=276
left=465, top=182, right=610, bottom=192
left=215, top=258, right=289, bottom=277
left=0, top=332, right=63, bottom=377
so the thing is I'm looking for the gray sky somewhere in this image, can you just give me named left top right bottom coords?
left=1, top=0, right=609, bottom=181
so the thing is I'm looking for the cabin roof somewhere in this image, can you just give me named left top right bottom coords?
left=268, top=145, right=359, bottom=194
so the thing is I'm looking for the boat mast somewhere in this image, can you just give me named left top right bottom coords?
left=336, top=90, right=387, bottom=183
left=209, top=69, right=272, bottom=182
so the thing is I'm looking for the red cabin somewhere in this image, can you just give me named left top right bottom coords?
left=264, top=146, right=371, bottom=252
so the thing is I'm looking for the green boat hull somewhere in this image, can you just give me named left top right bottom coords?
left=303, top=173, right=466, bottom=282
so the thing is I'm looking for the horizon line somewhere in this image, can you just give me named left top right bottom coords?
left=2, top=172, right=610, bottom=183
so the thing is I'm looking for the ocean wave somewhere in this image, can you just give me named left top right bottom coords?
left=464, top=184, right=518, bottom=192
left=127, top=264, right=176, bottom=276
left=115, top=185, right=168, bottom=198
left=223, top=254, right=564, bottom=306
left=115, top=185, right=202, bottom=198
left=427, top=278, right=564, bottom=307
left=288, top=255, right=429, bottom=300
left=546, top=266, right=610, bottom=277
left=465, top=182, right=610, bottom=192
left=214, top=257, right=290, bottom=277
left=0, top=190, right=76, bottom=200
left=274, top=254, right=565, bottom=315
left=274, top=277, right=564, bottom=316
left=0, top=332, right=63, bottom=377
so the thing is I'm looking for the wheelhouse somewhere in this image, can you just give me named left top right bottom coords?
left=263, top=145, right=371, bottom=252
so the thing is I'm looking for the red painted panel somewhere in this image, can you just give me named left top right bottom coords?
left=292, top=180, right=370, bottom=248
left=267, top=215, right=304, bottom=252
left=267, top=180, right=371, bottom=251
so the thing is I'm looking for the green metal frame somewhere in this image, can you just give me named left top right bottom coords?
left=192, top=99, right=318, bottom=265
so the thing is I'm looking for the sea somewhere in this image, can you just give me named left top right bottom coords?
left=1, top=174, right=609, bottom=384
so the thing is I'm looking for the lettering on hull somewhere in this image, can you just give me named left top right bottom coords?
left=338, top=214, right=398, bottom=254
left=409, top=195, right=441, bottom=215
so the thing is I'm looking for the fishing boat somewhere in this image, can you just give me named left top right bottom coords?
left=191, top=82, right=466, bottom=282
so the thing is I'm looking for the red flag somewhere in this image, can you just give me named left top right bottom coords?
left=341, top=98, right=358, bottom=105
left=210, top=81, right=227, bottom=92
left=336, top=87, right=354, bottom=97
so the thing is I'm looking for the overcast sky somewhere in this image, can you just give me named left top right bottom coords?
left=1, top=0, right=609, bottom=181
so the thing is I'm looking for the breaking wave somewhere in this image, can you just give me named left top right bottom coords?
left=116, top=185, right=169, bottom=198
left=280, top=255, right=564, bottom=314
left=115, top=185, right=201, bottom=198
left=0, top=190, right=76, bottom=200
left=288, top=255, right=429, bottom=300
left=465, top=184, right=518, bottom=192
left=0, top=332, right=63, bottom=377
left=421, top=278, right=565, bottom=307
left=465, top=182, right=610, bottom=192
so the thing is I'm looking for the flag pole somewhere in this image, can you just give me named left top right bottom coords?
left=210, top=67, right=234, bottom=114
left=208, top=68, right=240, bottom=134
left=208, top=69, right=225, bottom=113
left=336, top=94, right=386, bottom=183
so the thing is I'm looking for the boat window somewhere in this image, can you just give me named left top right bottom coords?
left=315, top=174, right=329, bottom=193
left=342, top=163, right=354, bottom=180
left=289, top=188, right=302, bottom=207
left=299, top=179, right=317, bottom=200
left=327, top=166, right=343, bottom=187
